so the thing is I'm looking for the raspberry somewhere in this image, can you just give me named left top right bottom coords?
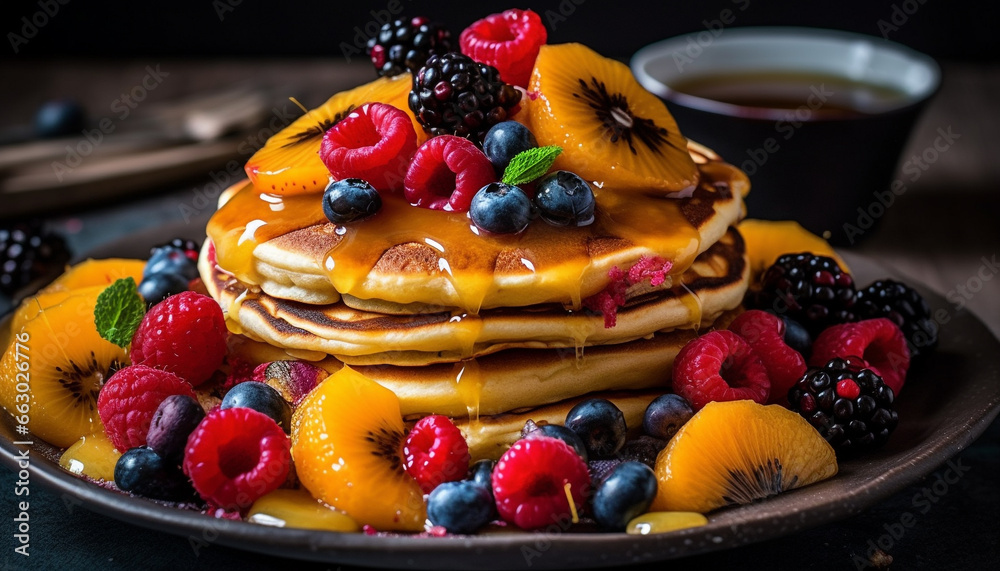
left=222, top=354, right=256, bottom=391
left=319, top=102, right=418, bottom=194
left=627, top=255, right=671, bottom=287
left=729, top=310, right=807, bottom=405
left=403, top=415, right=470, bottom=493
left=403, top=135, right=496, bottom=211
left=460, top=9, right=547, bottom=87
left=492, top=436, right=590, bottom=530
left=582, top=266, right=628, bottom=329
left=183, top=407, right=291, bottom=510
left=129, top=291, right=227, bottom=386
left=97, top=365, right=196, bottom=452
left=583, top=256, right=673, bottom=329
left=809, top=318, right=911, bottom=395
left=672, top=330, right=770, bottom=411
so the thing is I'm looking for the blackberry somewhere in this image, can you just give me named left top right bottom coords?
left=0, top=220, right=70, bottom=296
left=152, top=237, right=200, bottom=260
left=366, top=16, right=453, bottom=77
left=788, top=357, right=898, bottom=457
left=856, top=279, right=938, bottom=357
left=408, top=52, right=521, bottom=141
left=748, top=253, right=856, bottom=336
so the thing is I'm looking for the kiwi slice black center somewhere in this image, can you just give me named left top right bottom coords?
left=721, top=458, right=799, bottom=506
left=283, top=105, right=357, bottom=148
left=367, top=424, right=405, bottom=471
left=575, top=78, right=669, bottom=155
left=53, top=351, right=118, bottom=411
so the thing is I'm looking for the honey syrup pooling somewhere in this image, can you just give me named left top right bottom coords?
left=205, top=162, right=739, bottom=315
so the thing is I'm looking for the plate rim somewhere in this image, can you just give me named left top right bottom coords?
left=1, top=248, right=999, bottom=570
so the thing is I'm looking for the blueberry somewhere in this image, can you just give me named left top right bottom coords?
left=592, top=461, right=658, bottom=531
left=114, top=446, right=197, bottom=501
left=146, top=395, right=205, bottom=462
left=642, top=394, right=693, bottom=441
left=138, top=272, right=189, bottom=304
left=427, top=480, right=494, bottom=534
left=565, top=399, right=627, bottom=459
left=35, top=99, right=85, bottom=138
left=781, top=315, right=813, bottom=357
left=322, top=178, right=382, bottom=224
left=220, top=382, right=292, bottom=432
left=469, top=182, right=533, bottom=234
left=145, top=245, right=199, bottom=281
left=468, top=458, right=495, bottom=491
left=534, top=171, right=596, bottom=227
left=526, top=424, right=589, bottom=463
left=482, top=121, right=537, bottom=174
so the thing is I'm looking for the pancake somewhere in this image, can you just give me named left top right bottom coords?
left=353, top=330, right=694, bottom=417
left=203, top=139, right=751, bottom=462
left=202, top=227, right=748, bottom=364
left=226, top=329, right=666, bottom=461
left=452, top=390, right=662, bottom=461
left=226, top=309, right=743, bottom=421
left=204, top=141, right=748, bottom=312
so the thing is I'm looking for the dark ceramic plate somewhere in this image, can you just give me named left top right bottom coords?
left=1, top=237, right=998, bottom=570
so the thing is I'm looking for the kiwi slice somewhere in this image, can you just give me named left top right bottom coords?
left=245, top=73, right=418, bottom=195
left=652, top=400, right=838, bottom=513
left=529, top=43, right=700, bottom=194
left=43, top=258, right=146, bottom=293
left=0, top=289, right=127, bottom=448
left=291, top=366, right=426, bottom=531
left=12, top=258, right=146, bottom=333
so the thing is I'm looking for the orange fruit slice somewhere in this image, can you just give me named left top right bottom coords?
left=738, top=219, right=848, bottom=282
left=247, top=489, right=360, bottom=533
left=42, top=258, right=146, bottom=293
left=528, top=43, right=699, bottom=195
left=0, top=288, right=127, bottom=447
left=245, top=74, right=418, bottom=196
left=291, top=366, right=426, bottom=531
left=60, top=431, right=121, bottom=481
left=652, top=399, right=837, bottom=513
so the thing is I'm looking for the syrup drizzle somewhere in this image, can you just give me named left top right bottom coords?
left=207, top=159, right=742, bottom=316
left=207, top=154, right=745, bottom=426
left=453, top=359, right=483, bottom=425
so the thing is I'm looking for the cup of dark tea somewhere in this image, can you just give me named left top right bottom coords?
left=631, top=27, right=940, bottom=245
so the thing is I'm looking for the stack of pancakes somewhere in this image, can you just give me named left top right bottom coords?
left=199, top=141, right=750, bottom=459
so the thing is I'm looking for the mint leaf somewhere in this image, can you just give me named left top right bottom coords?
left=501, top=146, right=563, bottom=186
left=94, top=277, right=146, bottom=348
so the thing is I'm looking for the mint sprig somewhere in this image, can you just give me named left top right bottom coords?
left=94, top=277, right=146, bottom=348
left=501, top=146, right=563, bottom=186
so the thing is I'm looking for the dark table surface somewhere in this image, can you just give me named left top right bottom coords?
left=1, top=59, right=999, bottom=570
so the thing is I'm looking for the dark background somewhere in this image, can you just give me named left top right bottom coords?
left=1, top=2, right=999, bottom=571
left=1, top=0, right=998, bottom=62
